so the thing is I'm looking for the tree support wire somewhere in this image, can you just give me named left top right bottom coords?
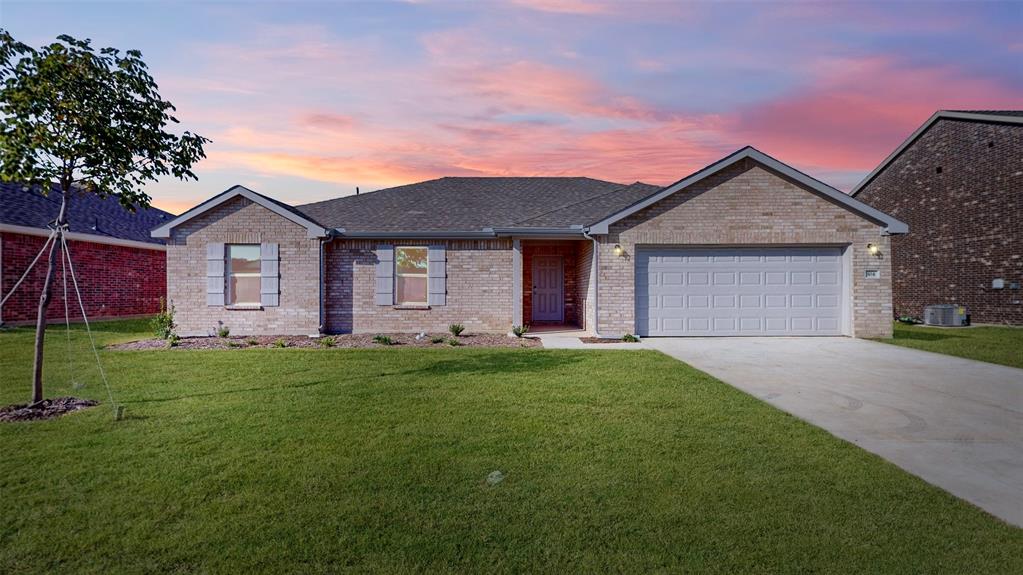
left=0, top=227, right=58, bottom=311
left=59, top=232, right=117, bottom=415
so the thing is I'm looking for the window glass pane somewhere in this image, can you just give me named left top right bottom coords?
left=397, top=275, right=428, bottom=305
left=230, top=275, right=261, bottom=305
left=395, top=247, right=428, bottom=275
left=229, top=245, right=261, bottom=274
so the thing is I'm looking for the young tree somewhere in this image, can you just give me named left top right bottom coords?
left=0, top=31, right=209, bottom=404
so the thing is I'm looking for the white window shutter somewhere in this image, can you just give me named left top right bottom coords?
left=428, top=245, right=446, bottom=306
left=375, top=244, right=394, bottom=306
left=260, top=242, right=280, bottom=307
left=206, top=242, right=225, bottom=306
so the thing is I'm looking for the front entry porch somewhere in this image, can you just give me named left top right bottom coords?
left=518, top=240, right=592, bottom=331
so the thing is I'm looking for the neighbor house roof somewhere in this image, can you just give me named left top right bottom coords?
left=850, top=110, right=1023, bottom=197
left=588, top=146, right=908, bottom=235
left=296, top=177, right=653, bottom=234
left=0, top=181, right=172, bottom=248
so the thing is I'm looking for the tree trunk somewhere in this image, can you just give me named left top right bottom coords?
left=30, top=188, right=70, bottom=404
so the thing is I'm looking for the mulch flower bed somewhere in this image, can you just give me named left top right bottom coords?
left=109, top=333, right=542, bottom=351
left=0, top=397, right=99, bottom=422
left=578, top=337, right=639, bottom=344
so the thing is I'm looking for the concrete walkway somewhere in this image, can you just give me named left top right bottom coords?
left=638, top=337, right=1023, bottom=527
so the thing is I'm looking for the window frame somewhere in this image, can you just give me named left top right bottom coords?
left=226, top=243, right=262, bottom=307
left=394, top=246, right=429, bottom=306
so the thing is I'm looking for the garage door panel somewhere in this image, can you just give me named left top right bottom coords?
left=637, top=247, right=844, bottom=336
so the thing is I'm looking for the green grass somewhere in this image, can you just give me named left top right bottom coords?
left=877, top=322, right=1023, bottom=369
left=1, top=319, right=1020, bottom=574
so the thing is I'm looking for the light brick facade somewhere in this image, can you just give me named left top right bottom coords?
left=596, top=160, right=893, bottom=338
left=324, top=238, right=513, bottom=334
left=166, top=197, right=320, bottom=336
left=164, top=158, right=898, bottom=339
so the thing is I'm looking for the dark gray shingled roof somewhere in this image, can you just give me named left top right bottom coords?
left=296, top=177, right=662, bottom=232
left=0, top=182, right=172, bottom=245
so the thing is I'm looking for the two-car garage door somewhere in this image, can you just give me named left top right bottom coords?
left=636, top=247, right=844, bottom=336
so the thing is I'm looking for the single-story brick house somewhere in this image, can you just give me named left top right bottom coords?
left=153, top=147, right=907, bottom=338
left=0, top=182, right=170, bottom=325
left=853, top=110, right=1022, bottom=325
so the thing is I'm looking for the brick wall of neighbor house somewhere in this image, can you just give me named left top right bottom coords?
left=598, top=159, right=893, bottom=338
left=856, top=119, right=1022, bottom=325
left=1, top=231, right=165, bottom=324
left=325, top=238, right=513, bottom=334
left=521, top=241, right=581, bottom=326
left=166, top=197, right=320, bottom=336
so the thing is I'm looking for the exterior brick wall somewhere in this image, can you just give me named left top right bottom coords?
left=856, top=118, right=1022, bottom=325
left=166, top=197, right=321, bottom=336
left=324, top=238, right=513, bottom=334
left=0, top=231, right=165, bottom=324
left=577, top=240, right=595, bottom=331
left=598, top=160, right=893, bottom=338
left=521, top=241, right=581, bottom=326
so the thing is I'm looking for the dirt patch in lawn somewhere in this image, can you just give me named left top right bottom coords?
left=109, top=333, right=543, bottom=351
left=0, top=397, right=99, bottom=422
left=578, top=337, right=639, bottom=344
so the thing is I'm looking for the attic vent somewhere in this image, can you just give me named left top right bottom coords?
left=988, top=141, right=995, bottom=148
left=935, top=166, right=942, bottom=174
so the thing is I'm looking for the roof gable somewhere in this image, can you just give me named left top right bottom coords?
left=851, top=110, right=1023, bottom=197
left=587, top=147, right=908, bottom=235
left=151, top=185, right=330, bottom=239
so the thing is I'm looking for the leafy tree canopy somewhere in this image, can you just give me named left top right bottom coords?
left=0, top=30, right=209, bottom=210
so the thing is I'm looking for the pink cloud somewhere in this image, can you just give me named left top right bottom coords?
left=732, top=55, right=1023, bottom=175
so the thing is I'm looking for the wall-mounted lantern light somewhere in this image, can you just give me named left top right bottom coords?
left=613, top=244, right=624, bottom=257
left=867, top=243, right=880, bottom=256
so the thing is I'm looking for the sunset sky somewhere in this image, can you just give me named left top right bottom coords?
left=3, top=0, right=1021, bottom=214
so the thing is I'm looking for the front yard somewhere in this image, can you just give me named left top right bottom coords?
left=1, top=319, right=1020, bottom=573
left=878, top=322, right=1023, bottom=369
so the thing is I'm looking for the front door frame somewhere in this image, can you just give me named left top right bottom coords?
left=532, top=255, right=564, bottom=322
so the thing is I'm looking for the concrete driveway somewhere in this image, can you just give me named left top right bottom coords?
left=642, top=337, right=1023, bottom=527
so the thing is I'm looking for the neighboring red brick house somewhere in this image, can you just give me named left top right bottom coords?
left=853, top=111, right=1023, bottom=325
left=0, top=182, right=170, bottom=325
left=153, top=147, right=907, bottom=339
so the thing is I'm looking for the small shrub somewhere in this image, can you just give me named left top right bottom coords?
left=622, top=334, right=639, bottom=343
left=272, top=338, right=288, bottom=348
left=430, top=336, right=445, bottom=344
left=151, top=297, right=176, bottom=340
left=165, top=333, right=180, bottom=349
left=373, top=335, right=393, bottom=346
left=897, top=316, right=923, bottom=325
left=447, top=338, right=462, bottom=347
left=245, top=337, right=260, bottom=346
left=318, top=336, right=336, bottom=348
left=511, top=324, right=530, bottom=338
left=216, top=324, right=230, bottom=338
left=226, top=340, right=242, bottom=348
left=448, top=323, right=465, bottom=337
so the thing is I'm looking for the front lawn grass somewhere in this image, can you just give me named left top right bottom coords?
left=877, top=322, right=1023, bottom=369
left=1, top=319, right=1021, bottom=573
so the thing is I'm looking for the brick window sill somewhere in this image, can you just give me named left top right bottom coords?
left=393, top=305, right=431, bottom=311
left=226, top=305, right=264, bottom=311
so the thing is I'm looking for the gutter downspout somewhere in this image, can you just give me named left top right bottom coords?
left=318, top=238, right=326, bottom=335
left=581, top=229, right=602, bottom=337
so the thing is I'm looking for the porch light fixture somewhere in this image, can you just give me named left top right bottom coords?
left=867, top=243, right=879, bottom=256
left=613, top=244, right=623, bottom=257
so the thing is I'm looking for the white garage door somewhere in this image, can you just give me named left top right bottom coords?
left=636, top=247, right=844, bottom=336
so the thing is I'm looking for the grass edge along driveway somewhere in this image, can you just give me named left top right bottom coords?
left=1, top=319, right=1021, bottom=574
left=876, top=321, right=1023, bottom=369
